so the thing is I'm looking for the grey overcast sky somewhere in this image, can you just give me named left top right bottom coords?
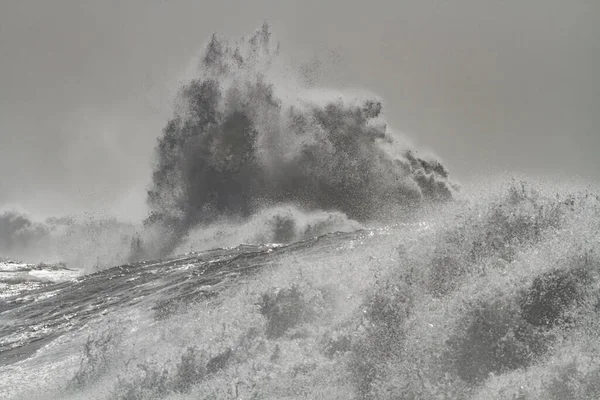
left=1, top=0, right=599, bottom=220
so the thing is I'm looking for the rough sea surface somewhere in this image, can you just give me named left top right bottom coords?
left=2, top=25, right=600, bottom=399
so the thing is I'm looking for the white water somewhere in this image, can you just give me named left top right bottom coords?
left=1, top=180, right=600, bottom=399
left=1, top=25, right=599, bottom=400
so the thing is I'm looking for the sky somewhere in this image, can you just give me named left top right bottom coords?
left=1, top=0, right=599, bottom=221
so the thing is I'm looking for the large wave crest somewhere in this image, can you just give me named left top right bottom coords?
left=144, top=24, right=456, bottom=257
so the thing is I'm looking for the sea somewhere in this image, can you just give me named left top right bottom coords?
left=1, top=24, right=600, bottom=400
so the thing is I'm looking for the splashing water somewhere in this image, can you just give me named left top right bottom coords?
left=1, top=25, right=600, bottom=400
left=142, top=23, right=455, bottom=258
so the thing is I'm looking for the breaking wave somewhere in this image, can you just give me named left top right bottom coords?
left=0, top=24, right=455, bottom=268
left=4, top=180, right=600, bottom=400
left=0, top=211, right=137, bottom=272
left=173, top=205, right=363, bottom=254
left=142, top=23, right=456, bottom=258
left=1, top=24, right=600, bottom=400
left=0, top=211, right=51, bottom=262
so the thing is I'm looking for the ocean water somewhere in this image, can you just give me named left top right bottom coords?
left=2, top=25, right=600, bottom=399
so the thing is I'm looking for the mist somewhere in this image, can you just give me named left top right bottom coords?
left=0, top=1, right=598, bottom=263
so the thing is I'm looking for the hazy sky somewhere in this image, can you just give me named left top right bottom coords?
left=1, top=0, right=599, bottom=220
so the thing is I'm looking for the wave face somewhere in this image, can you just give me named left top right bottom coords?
left=2, top=25, right=599, bottom=400
left=2, top=181, right=600, bottom=400
left=143, top=24, right=455, bottom=257
left=173, top=204, right=363, bottom=253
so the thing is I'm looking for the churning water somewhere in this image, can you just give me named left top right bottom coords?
left=2, top=25, right=600, bottom=400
